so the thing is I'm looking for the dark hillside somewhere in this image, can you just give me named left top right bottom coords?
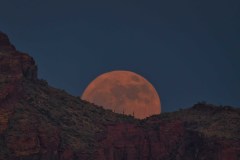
left=0, top=32, right=239, bottom=160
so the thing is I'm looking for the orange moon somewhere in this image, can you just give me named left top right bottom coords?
left=81, top=70, right=161, bottom=119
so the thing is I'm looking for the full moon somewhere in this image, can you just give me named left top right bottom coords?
left=81, top=70, right=161, bottom=119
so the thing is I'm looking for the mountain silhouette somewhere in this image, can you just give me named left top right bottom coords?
left=0, top=32, right=239, bottom=160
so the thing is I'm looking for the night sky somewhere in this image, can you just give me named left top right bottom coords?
left=1, top=0, right=239, bottom=112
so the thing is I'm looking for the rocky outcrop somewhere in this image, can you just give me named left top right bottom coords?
left=0, top=32, right=16, bottom=52
left=0, top=32, right=38, bottom=139
left=0, top=32, right=240, bottom=160
left=0, top=32, right=37, bottom=83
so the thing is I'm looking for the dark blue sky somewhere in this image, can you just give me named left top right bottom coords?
left=1, top=0, right=239, bottom=112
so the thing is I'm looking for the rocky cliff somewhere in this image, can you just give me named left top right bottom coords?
left=0, top=32, right=239, bottom=160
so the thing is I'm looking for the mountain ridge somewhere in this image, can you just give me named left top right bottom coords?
left=0, top=32, right=239, bottom=160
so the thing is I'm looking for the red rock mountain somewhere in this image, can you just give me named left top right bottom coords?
left=0, top=32, right=240, bottom=160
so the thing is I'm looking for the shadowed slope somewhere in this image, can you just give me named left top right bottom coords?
left=0, top=32, right=239, bottom=160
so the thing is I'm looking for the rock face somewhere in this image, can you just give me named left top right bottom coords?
left=0, top=32, right=240, bottom=160
left=0, top=32, right=37, bottom=112
left=0, top=32, right=37, bottom=82
left=95, top=120, right=240, bottom=160
left=95, top=121, right=187, bottom=160
left=0, top=32, right=38, bottom=140
left=0, top=32, right=16, bottom=51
